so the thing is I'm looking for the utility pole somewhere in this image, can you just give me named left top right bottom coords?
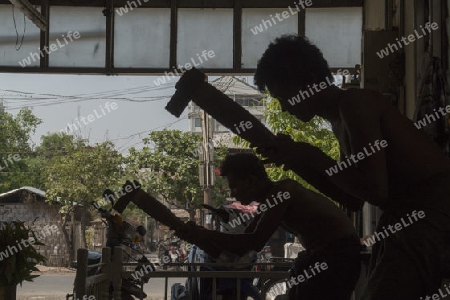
left=0, top=99, right=4, bottom=125
left=199, top=77, right=214, bottom=229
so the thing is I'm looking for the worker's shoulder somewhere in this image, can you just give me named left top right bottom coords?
left=340, top=88, right=389, bottom=107
left=339, top=88, right=390, bottom=119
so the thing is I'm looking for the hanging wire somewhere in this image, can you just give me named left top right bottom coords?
left=12, top=5, right=26, bottom=51
left=0, top=82, right=177, bottom=110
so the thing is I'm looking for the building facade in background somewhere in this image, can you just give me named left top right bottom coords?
left=188, top=76, right=265, bottom=148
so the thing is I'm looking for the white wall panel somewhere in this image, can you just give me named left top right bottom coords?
left=114, top=8, right=171, bottom=68
left=0, top=4, right=364, bottom=72
left=305, top=7, right=362, bottom=67
left=242, top=8, right=298, bottom=68
left=177, top=8, right=233, bottom=69
left=49, top=6, right=106, bottom=67
left=0, top=4, right=41, bottom=67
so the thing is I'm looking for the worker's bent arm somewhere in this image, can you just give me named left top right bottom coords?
left=115, top=185, right=223, bottom=256
left=178, top=190, right=290, bottom=257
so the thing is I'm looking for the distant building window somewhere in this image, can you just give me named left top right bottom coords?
left=236, top=97, right=261, bottom=107
left=195, top=118, right=202, bottom=128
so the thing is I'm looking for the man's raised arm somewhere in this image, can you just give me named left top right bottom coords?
left=166, top=68, right=363, bottom=211
left=257, top=137, right=365, bottom=211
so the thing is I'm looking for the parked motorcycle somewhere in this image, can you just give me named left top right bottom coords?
left=158, top=241, right=170, bottom=270
left=209, top=204, right=295, bottom=300
left=169, top=245, right=181, bottom=269
left=191, top=244, right=261, bottom=300
left=66, top=190, right=155, bottom=300
left=254, top=256, right=295, bottom=300
left=256, top=245, right=273, bottom=272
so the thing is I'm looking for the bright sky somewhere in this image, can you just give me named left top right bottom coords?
left=0, top=73, right=253, bottom=154
left=0, top=73, right=188, bottom=154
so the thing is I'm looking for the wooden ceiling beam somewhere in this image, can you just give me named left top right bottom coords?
left=1, top=0, right=363, bottom=8
left=8, top=0, right=48, bottom=31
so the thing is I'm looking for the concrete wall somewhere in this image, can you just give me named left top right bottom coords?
left=0, top=202, right=70, bottom=266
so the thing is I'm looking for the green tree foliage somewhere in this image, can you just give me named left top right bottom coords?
left=0, top=221, right=46, bottom=287
left=0, top=108, right=42, bottom=193
left=236, top=97, right=340, bottom=194
left=124, top=129, right=228, bottom=221
left=44, top=138, right=122, bottom=210
left=24, top=133, right=76, bottom=191
left=43, top=136, right=123, bottom=259
left=37, top=132, right=75, bottom=159
left=0, top=108, right=42, bottom=152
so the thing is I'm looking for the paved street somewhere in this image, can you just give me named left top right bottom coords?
left=17, top=274, right=187, bottom=300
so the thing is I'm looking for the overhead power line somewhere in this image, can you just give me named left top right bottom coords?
left=0, top=82, right=178, bottom=110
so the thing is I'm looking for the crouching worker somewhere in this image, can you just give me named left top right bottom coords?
left=116, top=153, right=361, bottom=300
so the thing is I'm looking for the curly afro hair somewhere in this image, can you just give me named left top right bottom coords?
left=254, top=35, right=333, bottom=93
left=220, top=153, right=268, bottom=180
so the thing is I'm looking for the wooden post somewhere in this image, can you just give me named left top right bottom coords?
left=101, top=247, right=111, bottom=299
left=112, top=246, right=122, bottom=300
left=75, top=248, right=88, bottom=298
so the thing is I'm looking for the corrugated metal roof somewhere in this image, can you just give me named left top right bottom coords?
left=210, top=76, right=261, bottom=96
left=0, top=186, right=46, bottom=199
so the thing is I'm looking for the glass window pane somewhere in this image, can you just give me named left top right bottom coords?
left=49, top=6, right=106, bottom=67
left=305, top=7, right=362, bottom=68
left=114, top=8, right=170, bottom=68
left=177, top=9, right=233, bottom=69
left=242, top=8, right=298, bottom=69
left=0, top=4, right=41, bottom=67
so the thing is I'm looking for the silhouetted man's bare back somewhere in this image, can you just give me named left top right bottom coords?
left=116, top=153, right=361, bottom=300
left=254, top=34, right=450, bottom=299
left=332, top=89, right=450, bottom=205
left=180, top=179, right=357, bottom=257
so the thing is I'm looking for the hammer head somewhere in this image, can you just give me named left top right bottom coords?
left=165, top=67, right=207, bottom=118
